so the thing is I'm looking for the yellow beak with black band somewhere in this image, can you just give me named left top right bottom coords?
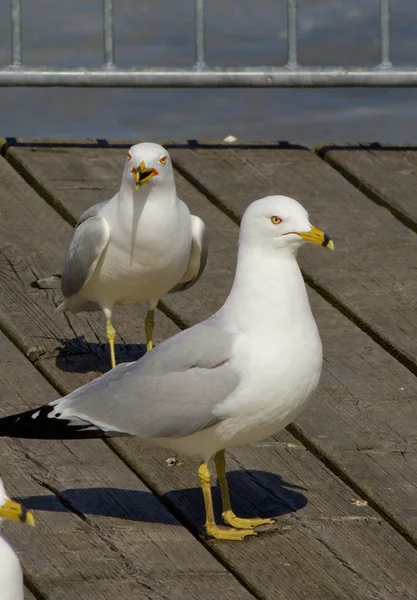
left=131, top=161, right=159, bottom=190
left=0, top=498, right=35, bottom=526
left=297, top=226, right=334, bottom=250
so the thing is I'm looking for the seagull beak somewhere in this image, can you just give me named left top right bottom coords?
left=0, top=498, right=35, bottom=526
left=132, top=161, right=159, bottom=190
left=296, top=227, right=334, bottom=250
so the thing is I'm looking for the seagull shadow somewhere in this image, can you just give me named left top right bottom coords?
left=17, top=471, right=307, bottom=531
left=55, top=336, right=145, bottom=374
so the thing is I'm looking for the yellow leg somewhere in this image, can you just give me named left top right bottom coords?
left=105, top=318, right=117, bottom=369
left=214, top=450, right=274, bottom=530
left=145, top=310, right=155, bottom=352
left=198, top=462, right=255, bottom=541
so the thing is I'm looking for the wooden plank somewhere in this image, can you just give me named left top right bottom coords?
left=164, top=142, right=417, bottom=373
left=113, top=434, right=417, bottom=600
left=1, top=144, right=417, bottom=597
left=0, top=331, right=252, bottom=600
left=24, top=587, right=37, bottom=600
left=3, top=144, right=417, bottom=546
left=316, top=142, right=417, bottom=231
left=2, top=143, right=117, bottom=226
left=41, top=578, right=254, bottom=600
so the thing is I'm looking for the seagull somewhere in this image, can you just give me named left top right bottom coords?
left=39, top=142, right=208, bottom=368
left=1, top=195, right=333, bottom=540
left=0, top=477, right=35, bottom=600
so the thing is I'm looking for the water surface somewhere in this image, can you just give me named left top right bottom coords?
left=0, top=0, right=416, bottom=145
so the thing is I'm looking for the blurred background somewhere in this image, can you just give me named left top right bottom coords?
left=0, top=0, right=416, bottom=146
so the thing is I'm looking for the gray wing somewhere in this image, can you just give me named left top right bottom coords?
left=168, top=215, right=208, bottom=293
left=61, top=216, right=110, bottom=298
left=53, top=316, right=238, bottom=439
left=77, top=199, right=110, bottom=226
left=36, top=199, right=111, bottom=290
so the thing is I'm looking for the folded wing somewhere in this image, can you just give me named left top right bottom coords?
left=169, top=215, right=208, bottom=293
left=61, top=216, right=110, bottom=298
left=0, top=317, right=238, bottom=441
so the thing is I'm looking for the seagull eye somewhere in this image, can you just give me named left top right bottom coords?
left=159, top=156, right=167, bottom=165
left=127, top=152, right=132, bottom=161
left=271, top=216, right=282, bottom=225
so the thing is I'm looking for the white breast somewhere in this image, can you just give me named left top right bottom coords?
left=0, top=535, right=24, bottom=600
left=84, top=197, right=192, bottom=306
left=217, top=325, right=322, bottom=442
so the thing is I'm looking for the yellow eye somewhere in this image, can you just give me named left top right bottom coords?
left=159, top=155, right=167, bottom=165
left=127, top=152, right=132, bottom=161
left=271, top=216, right=282, bottom=225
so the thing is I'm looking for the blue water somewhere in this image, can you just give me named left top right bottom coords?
left=0, top=0, right=416, bottom=146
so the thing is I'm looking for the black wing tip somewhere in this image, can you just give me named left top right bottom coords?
left=0, top=405, right=105, bottom=440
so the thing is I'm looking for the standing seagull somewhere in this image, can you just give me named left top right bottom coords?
left=2, top=196, right=333, bottom=540
left=44, top=143, right=207, bottom=367
left=0, top=478, right=35, bottom=600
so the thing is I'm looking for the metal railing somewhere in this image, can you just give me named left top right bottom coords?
left=2, top=0, right=417, bottom=87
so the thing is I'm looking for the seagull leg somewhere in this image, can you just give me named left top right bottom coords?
left=198, top=461, right=255, bottom=540
left=145, top=310, right=155, bottom=352
left=105, top=318, right=117, bottom=369
left=215, top=450, right=274, bottom=529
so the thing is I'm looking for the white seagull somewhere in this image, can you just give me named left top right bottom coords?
left=0, top=478, right=35, bottom=600
left=2, top=195, right=333, bottom=540
left=39, top=142, right=208, bottom=367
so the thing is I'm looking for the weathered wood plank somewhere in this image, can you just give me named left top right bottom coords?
left=2, top=143, right=122, bottom=225
left=165, top=142, right=417, bottom=372
left=113, top=434, right=417, bottom=600
left=0, top=330, right=252, bottom=600
left=316, top=142, right=417, bottom=231
left=3, top=143, right=417, bottom=547
left=24, top=587, right=37, bottom=600
left=42, top=577, right=254, bottom=600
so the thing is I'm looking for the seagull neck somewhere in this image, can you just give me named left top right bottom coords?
left=224, top=244, right=313, bottom=331
left=117, top=181, right=177, bottom=212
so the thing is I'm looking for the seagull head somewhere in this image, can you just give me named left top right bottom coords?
left=240, top=195, right=334, bottom=254
left=125, top=142, right=174, bottom=191
left=0, top=477, right=35, bottom=526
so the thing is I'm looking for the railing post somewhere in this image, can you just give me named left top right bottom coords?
left=11, top=0, right=22, bottom=66
left=102, top=0, right=115, bottom=68
left=195, top=0, right=205, bottom=68
left=380, top=0, right=391, bottom=67
left=286, top=0, right=298, bottom=68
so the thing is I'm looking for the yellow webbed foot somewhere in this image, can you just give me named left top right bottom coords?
left=206, top=524, right=256, bottom=541
left=222, top=510, right=274, bottom=530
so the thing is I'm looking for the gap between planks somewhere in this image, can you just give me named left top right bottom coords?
left=315, top=143, right=417, bottom=235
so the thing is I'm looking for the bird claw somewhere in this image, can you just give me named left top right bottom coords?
left=222, top=510, right=274, bottom=529
left=205, top=525, right=256, bottom=541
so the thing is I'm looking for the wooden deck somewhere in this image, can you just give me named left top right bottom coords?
left=0, top=138, right=416, bottom=600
